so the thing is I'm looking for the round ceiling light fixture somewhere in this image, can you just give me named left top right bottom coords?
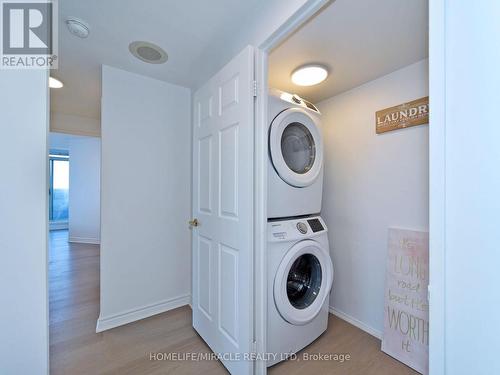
left=291, top=64, right=329, bottom=86
left=129, top=41, right=168, bottom=64
left=66, top=17, right=90, bottom=38
left=49, top=77, right=63, bottom=88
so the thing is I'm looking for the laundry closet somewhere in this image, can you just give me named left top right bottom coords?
left=265, top=0, right=429, bottom=373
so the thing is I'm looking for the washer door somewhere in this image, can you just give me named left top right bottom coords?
left=274, top=240, right=333, bottom=325
left=269, top=108, right=323, bottom=188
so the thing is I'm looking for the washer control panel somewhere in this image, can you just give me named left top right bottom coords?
left=268, top=216, right=327, bottom=242
left=307, top=218, right=324, bottom=233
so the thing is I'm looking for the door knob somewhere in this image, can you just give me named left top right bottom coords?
left=189, top=218, right=199, bottom=228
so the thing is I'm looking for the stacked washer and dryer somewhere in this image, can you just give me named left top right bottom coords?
left=267, top=89, right=334, bottom=367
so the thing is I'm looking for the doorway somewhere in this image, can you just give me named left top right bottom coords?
left=47, top=132, right=102, bottom=371
left=256, top=0, right=429, bottom=374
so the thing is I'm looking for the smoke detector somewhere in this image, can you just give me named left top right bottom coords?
left=129, top=41, right=168, bottom=64
left=66, top=17, right=90, bottom=38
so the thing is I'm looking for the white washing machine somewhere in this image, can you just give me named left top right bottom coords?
left=268, top=89, right=324, bottom=219
left=267, top=216, right=333, bottom=367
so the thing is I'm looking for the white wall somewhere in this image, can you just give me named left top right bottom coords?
left=49, top=132, right=73, bottom=150
left=68, top=137, right=101, bottom=244
left=0, top=70, right=49, bottom=374
left=98, top=66, right=191, bottom=331
left=437, top=3, right=500, bottom=374
left=51, top=112, right=100, bottom=137
left=318, top=60, right=429, bottom=336
left=49, top=133, right=101, bottom=243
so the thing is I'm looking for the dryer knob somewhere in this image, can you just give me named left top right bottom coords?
left=292, top=94, right=302, bottom=104
left=296, top=222, right=308, bottom=234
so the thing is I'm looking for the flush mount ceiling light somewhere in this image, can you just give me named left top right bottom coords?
left=49, top=77, right=63, bottom=88
left=291, top=64, right=329, bottom=86
left=129, top=41, right=168, bottom=64
left=66, top=17, right=90, bottom=38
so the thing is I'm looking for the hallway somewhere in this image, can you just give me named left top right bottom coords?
left=48, top=230, right=224, bottom=374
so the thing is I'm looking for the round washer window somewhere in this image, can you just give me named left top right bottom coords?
left=280, top=122, right=316, bottom=174
left=287, top=253, right=322, bottom=309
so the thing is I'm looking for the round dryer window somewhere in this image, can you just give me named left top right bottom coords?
left=274, top=240, right=333, bottom=325
left=281, top=122, right=316, bottom=175
left=269, top=108, right=323, bottom=187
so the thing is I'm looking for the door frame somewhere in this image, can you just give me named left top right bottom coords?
left=253, top=0, right=446, bottom=374
left=428, top=0, right=446, bottom=373
left=253, top=1, right=331, bottom=374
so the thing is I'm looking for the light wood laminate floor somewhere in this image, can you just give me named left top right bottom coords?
left=49, top=230, right=418, bottom=375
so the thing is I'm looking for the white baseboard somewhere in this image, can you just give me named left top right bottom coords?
left=96, top=294, right=191, bottom=333
left=69, top=236, right=100, bottom=245
left=329, top=306, right=382, bottom=340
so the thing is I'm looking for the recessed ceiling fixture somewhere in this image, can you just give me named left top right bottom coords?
left=291, top=64, right=329, bottom=86
left=49, top=77, right=63, bottom=89
left=66, top=17, right=90, bottom=38
left=129, top=41, right=168, bottom=64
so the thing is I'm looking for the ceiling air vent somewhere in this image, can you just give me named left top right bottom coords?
left=129, top=41, right=168, bottom=64
left=66, top=17, right=90, bottom=38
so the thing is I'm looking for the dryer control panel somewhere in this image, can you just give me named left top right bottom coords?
left=267, top=216, right=327, bottom=242
left=270, top=88, right=321, bottom=114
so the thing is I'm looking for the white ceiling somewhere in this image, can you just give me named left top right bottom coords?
left=269, top=0, right=429, bottom=104
left=51, top=0, right=270, bottom=119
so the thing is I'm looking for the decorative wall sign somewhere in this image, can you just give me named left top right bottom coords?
left=376, top=97, right=429, bottom=134
left=382, top=228, right=429, bottom=374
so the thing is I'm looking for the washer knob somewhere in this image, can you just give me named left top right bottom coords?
left=296, top=222, right=308, bottom=234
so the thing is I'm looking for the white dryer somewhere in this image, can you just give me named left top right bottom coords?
left=268, top=89, right=324, bottom=219
left=267, top=216, right=333, bottom=367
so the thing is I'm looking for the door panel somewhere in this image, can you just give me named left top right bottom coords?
left=198, top=235, right=213, bottom=320
left=219, top=124, right=239, bottom=218
left=220, top=74, right=239, bottom=112
left=219, top=244, right=239, bottom=345
left=198, top=136, right=213, bottom=213
left=192, top=46, right=254, bottom=375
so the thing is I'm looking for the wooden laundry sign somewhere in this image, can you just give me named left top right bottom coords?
left=382, top=228, right=429, bottom=374
left=376, top=97, right=429, bottom=134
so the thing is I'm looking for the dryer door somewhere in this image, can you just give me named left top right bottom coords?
left=274, top=240, right=333, bottom=325
left=269, top=108, right=323, bottom=187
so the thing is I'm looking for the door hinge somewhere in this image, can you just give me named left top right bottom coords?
left=427, top=284, right=431, bottom=302
left=251, top=340, right=257, bottom=353
left=253, top=80, right=257, bottom=97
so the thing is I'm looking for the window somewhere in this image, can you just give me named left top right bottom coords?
left=49, top=150, right=69, bottom=222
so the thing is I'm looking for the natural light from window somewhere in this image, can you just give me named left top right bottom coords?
left=50, top=157, right=70, bottom=222
left=53, top=160, right=69, bottom=190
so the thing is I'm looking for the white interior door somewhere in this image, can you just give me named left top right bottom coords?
left=192, top=46, right=254, bottom=375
